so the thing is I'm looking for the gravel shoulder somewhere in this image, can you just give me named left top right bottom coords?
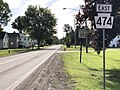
left=14, top=52, right=70, bottom=90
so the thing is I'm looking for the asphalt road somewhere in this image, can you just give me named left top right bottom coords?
left=0, top=45, right=61, bottom=90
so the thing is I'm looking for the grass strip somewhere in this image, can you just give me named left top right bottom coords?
left=63, top=47, right=120, bottom=90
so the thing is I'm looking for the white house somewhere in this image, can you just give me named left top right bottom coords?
left=0, top=32, right=9, bottom=49
left=19, top=33, right=32, bottom=48
left=109, top=35, right=120, bottom=47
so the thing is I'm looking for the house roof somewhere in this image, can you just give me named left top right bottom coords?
left=0, top=32, right=6, bottom=39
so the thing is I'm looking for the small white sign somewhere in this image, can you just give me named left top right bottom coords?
left=94, top=13, right=114, bottom=29
left=79, top=29, right=85, bottom=38
left=96, top=4, right=112, bottom=12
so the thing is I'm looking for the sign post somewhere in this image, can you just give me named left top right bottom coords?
left=94, top=4, right=114, bottom=90
left=103, top=28, right=105, bottom=90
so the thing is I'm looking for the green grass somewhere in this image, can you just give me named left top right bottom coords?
left=0, top=48, right=34, bottom=57
left=63, top=45, right=93, bottom=51
left=0, top=45, right=48, bottom=57
left=0, top=45, right=47, bottom=57
left=63, top=47, right=120, bottom=90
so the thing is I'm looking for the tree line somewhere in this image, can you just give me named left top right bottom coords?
left=0, top=0, right=58, bottom=49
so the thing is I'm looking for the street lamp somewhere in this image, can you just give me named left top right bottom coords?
left=63, top=8, right=79, bottom=11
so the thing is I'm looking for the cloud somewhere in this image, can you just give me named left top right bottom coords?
left=46, top=0, right=59, bottom=7
left=3, top=0, right=22, bottom=9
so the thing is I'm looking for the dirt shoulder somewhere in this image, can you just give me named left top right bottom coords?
left=15, top=52, right=70, bottom=90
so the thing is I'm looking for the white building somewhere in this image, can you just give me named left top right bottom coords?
left=19, top=33, right=32, bottom=48
left=0, top=32, right=9, bottom=49
left=109, top=35, right=120, bottom=47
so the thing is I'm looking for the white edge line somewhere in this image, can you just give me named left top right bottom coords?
left=6, top=51, right=55, bottom=90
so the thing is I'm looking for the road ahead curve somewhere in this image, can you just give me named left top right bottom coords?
left=0, top=45, right=61, bottom=90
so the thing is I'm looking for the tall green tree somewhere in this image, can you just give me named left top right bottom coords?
left=63, top=24, right=71, bottom=34
left=11, top=16, right=25, bottom=33
left=63, top=24, right=75, bottom=47
left=52, top=36, right=59, bottom=44
left=63, top=24, right=71, bottom=47
left=70, top=27, right=75, bottom=45
left=45, top=36, right=59, bottom=45
left=23, top=5, right=57, bottom=49
left=0, top=0, right=12, bottom=31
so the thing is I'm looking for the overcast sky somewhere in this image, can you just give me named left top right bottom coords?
left=3, top=0, right=85, bottom=39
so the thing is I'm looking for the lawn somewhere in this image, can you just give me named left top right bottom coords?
left=0, top=48, right=34, bottom=57
left=0, top=46, right=47, bottom=57
left=64, top=45, right=93, bottom=51
left=63, top=47, right=120, bottom=90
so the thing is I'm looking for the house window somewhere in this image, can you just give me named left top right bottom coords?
left=4, top=43, right=5, bottom=46
left=24, top=38, right=26, bottom=40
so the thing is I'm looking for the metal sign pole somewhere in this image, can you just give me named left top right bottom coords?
left=80, top=40, right=82, bottom=63
left=103, top=29, right=106, bottom=90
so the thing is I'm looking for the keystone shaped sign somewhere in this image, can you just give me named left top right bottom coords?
left=94, top=13, right=114, bottom=29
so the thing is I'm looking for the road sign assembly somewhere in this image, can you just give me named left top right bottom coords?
left=94, top=4, right=114, bottom=90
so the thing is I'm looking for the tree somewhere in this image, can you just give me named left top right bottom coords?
left=46, top=36, right=59, bottom=45
left=0, top=0, right=12, bottom=31
left=22, top=5, right=57, bottom=49
left=11, top=16, right=25, bottom=33
left=45, top=38, right=53, bottom=45
left=63, top=24, right=75, bottom=46
left=70, top=27, right=75, bottom=45
left=63, top=24, right=72, bottom=47
left=76, top=0, right=120, bottom=54
left=63, top=24, right=71, bottom=34
left=52, top=36, right=59, bottom=44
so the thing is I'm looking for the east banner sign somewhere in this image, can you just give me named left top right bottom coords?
left=96, top=4, right=112, bottom=12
